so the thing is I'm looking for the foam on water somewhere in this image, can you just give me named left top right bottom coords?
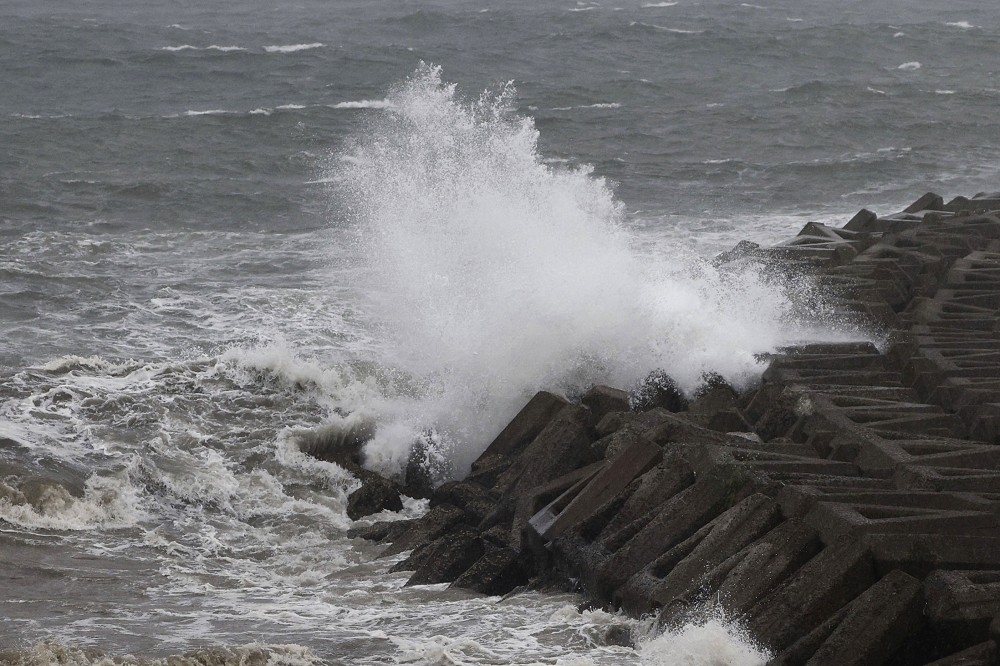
left=333, top=63, right=867, bottom=476
left=0, top=467, right=144, bottom=531
left=264, top=43, right=325, bottom=53
left=637, top=618, right=769, bottom=666
left=0, top=642, right=322, bottom=666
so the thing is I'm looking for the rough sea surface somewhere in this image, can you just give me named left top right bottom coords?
left=1, top=0, right=998, bottom=663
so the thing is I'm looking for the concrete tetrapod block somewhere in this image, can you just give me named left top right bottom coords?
left=468, top=391, right=570, bottom=486
left=864, top=534, right=1000, bottom=576
left=803, top=569, right=923, bottom=666
left=746, top=534, right=877, bottom=652
left=714, top=519, right=822, bottom=617
left=615, top=494, right=781, bottom=616
left=581, top=385, right=630, bottom=424
left=920, top=641, right=998, bottom=666
left=593, top=472, right=741, bottom=604
left=528, top=435, right=661, bottom=543
left=766, top=570, right=922, bottom=666
left=925, top=570, right=1000, bottom=648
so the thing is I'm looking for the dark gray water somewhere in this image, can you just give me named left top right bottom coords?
left=1, top=1, right=998, bottom=663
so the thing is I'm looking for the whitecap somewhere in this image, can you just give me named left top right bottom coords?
left=898, top=61, right=921, bottom=70
left=249, top=108, right=272, bottom=115
left=867, top=86, right=886, bottom=94
left=893, top=31, right=905, bottom=37
left=330, top=99, right=393, bottom=109
left=182, top=109, right=230, bottom=116
left=264, top=43, right=324, bottom=53
left=0, top=468, right=145, bottom=531
left=945, top=21, right=976, bottom=29
left=641, top=2, right=678, bottom=6
left=935, top=89, right=956, bottom=95
left=161, top=44, right=245, bottom=52
left=276, top=104, right=307, bottom=110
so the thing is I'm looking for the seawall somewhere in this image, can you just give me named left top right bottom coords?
left=343, top=191, right=1000, bottom=665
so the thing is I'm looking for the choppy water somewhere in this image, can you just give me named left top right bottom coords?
left=2, top=0, right=999, bottom=663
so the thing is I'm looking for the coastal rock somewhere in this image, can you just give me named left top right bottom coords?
left=346, top=474, right=403, bottom=520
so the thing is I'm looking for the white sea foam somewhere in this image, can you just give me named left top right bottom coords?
left=276, top=104, right=308, bottom=110
left=331, top=99, right=393, bottom=110
left=637, top=615, right=770, bottom=665
left=264, top=43, right=325, bottom=53
left=182, top=109, right=230, bottom=116
left=898, top=61, right=921, bottom=70
left=641, top=2, right=678, bottom=6
left=0, top=467, right=145, bottom=531
left=331, top=63, right=869, bottom=477
left=946, top=21, right=976, bottom=29
left=4, top=642, right=323, bottom=666
left=161, top=45, right=246, bottom=52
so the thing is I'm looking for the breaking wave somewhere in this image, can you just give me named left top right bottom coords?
left=331, top=63, right=862, bottom=477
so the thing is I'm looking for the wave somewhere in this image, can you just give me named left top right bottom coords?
left=0, top=642, right=323, bottom=666
left=330, top=63, right=865, bottom=477
left=161, top=44, right=246, bottom=52
left=0, top=468, right=145, bottom=531
left=945, top=21, right=976, bottom=29
left=636, top=610, right=769, bottom=665
left=264, top=43, right=324, bottom=53
left=642, top=2, right=679, bottom=6
left=331, top=99, right=393, bottom=109
left=898, top=61, right=921, bottom=70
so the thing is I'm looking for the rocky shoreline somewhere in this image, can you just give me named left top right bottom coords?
left=328, top=191, right=1000, bottom=666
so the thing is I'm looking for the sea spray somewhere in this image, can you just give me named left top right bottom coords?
left=334, top=63, right=863, bottom=478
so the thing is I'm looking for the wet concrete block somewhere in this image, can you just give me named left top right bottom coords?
left=803, top=501, right=998, bottom=545
left=404, top=526, right=485, bottom=586
left=921, top=641, right=998, bottom=666
left=617, top=494, right=781, bottom=615
left=581, top=385, right=630, bottom=424
left=842, top=208, right=878, bottom=232
left=346, top=474, right=404, bottom=520
left=716, top=519, right=823, bottom=617
left=493, top=403, right=598, bottom=498
left=803, top=569, right=923, bottom=666
left=905, top=192, right=946, bottom=214
left=429, top=480, right=496, bottom=526
left=468, top=391, right=570, bottom=485
left=594, top=473, right=739, bottom=603
left=451, top=546, right=530, bottom=596
left=380, top=504, right=468, bottom=557
left=529, top=436, right=662, bottom=543
left=865, top=534, right=1000, bottom=576
left=746, top=535, right=876, bottom=652
left=593, top=453, right=695, bottom=541
left=925, top=570, right=1000, bottom=647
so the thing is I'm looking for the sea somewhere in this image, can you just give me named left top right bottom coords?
left=1, top=0, right=998, bottom=663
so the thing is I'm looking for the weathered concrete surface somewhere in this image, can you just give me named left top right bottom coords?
left=348, top=192, right=1000, bottom=666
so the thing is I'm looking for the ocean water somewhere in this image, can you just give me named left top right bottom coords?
left=1, top=0, right=999, bottom=663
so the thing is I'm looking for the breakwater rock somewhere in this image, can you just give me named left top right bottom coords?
left=345, top=191, right=1000, bottom=665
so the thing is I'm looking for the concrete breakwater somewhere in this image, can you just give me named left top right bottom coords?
left=332, top=191, right=1000, bottom=665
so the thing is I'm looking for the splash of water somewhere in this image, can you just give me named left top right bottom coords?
left=334, top=63, right=860, bottom=477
